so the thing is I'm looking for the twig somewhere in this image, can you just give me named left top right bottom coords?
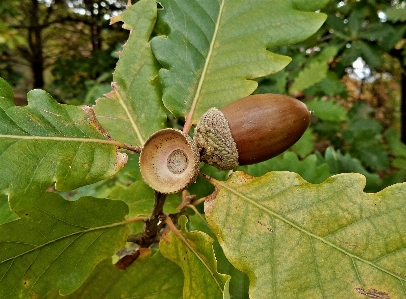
left=123, top=144, right=142, bottom=153
left=129, top=191, right=167, bottom=247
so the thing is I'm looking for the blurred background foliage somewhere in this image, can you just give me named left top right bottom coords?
left=1, top=0, right=128, bottom=104
left=1, top=0, right=406, bottom=192
left=249, top=0, right=406, bottom=192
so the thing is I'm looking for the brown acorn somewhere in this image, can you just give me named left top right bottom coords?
left=194, top=94, right=310, bottom=170
left=139, top=128, right=200, bottom=194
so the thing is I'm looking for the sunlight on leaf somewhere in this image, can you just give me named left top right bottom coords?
left=152, top=0, right=328, bottom=125
left=160, top=215, right=230, bottom=299
left=205, top=171, right=406, bottom=298
left=94, top=0, right=167, bottom=146
left=0, top=78, right=127, bottom=212
left=0, top=195, right=18, bottom=225
left=0, top=194, right=130, bottom=298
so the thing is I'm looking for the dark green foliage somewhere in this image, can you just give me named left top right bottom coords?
left=316, top=147, right=381, bottom=192
left=50, top=48, right=118, bottom=103
left=253, top=0, right=406, bottom=191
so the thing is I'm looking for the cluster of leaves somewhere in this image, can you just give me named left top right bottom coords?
left=1, top=0, right=406, bottom=299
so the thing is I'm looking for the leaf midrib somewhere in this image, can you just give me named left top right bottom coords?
left=211, top=178, right=406, bottom=282
left=188, top=0, right=225, bottom=125
left=0, top=134, right=125, bottom=147
left=170, top=224, right=225, bottom=292
left=114, top=82, right=145, bottom=145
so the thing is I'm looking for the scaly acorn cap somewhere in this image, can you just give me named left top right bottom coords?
left=194, top=108, right=239, bottom=170
left=194, top=93, right=311, bottom=170
left=139, top=128, right=200, bottom=194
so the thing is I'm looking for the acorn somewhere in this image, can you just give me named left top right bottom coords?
left=194, top=94, right=310, bottom=170
left=139, top=128, right=200, bottom=194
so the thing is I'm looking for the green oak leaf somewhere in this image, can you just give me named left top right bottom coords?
left=385, top=7, right=406, bottom=22
left=107, top=179, right=182, bottom=236
left=188, top=213, right=250, bottom=299
left=107, top=180, right=181, bottom=217
left=385, top=129, right=406, bottom=159
left=205, top=171, right=406, bottom=298
left=46, top=250, right=183, bottom=299
left=151, top=0, right=328, bottom=125
left=289, top=46, right=338, bottom=93
left=0, top=194, right=130, bottom=298
left=290, top=128, right=315, bottom=158
left=393, top=157, right=406, bottom=169
left=93, top=0, right=167, bottom=146
left=160, top=215, right=230, bottom=299
left=0, top=78, right=127, bottom=211
left=306, top=97, right=348, bottom=122
left=320, top=147, right=381, bottom=192
left=58, top=180, right=117, bottom=201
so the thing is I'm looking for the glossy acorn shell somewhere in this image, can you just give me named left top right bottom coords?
left=221, top=93, right=310, bottom=165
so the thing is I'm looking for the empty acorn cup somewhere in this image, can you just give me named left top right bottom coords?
left=139, top=128, right=200, bottom=194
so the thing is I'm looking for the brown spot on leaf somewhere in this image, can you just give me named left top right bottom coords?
left=356, top=287, right=390, bottom=299
left=115, top=152, right=128, bottom=170
left=334, top=237, right=357, bottom=249
left=114, top=250, right=141, bottom=270
left=82, top=105, right=112, bottom=139
left=257, top=220, right=274, bottom=233
left=231, top=171, right=254, bottom=184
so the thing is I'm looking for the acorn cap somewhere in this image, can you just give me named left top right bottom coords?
left=194, top=108, right=239, bottom=170
left=139, top=128, right=200, bottom=194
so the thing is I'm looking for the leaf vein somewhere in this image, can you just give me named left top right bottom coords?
left=28, top=233, right=83, bottom=293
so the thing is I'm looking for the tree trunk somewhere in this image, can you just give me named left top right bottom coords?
left=31, top=59, right=44, bottom=88
left=89, top=3, right=103, bottom=53
left=28, top=0, right=45, bottom=88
